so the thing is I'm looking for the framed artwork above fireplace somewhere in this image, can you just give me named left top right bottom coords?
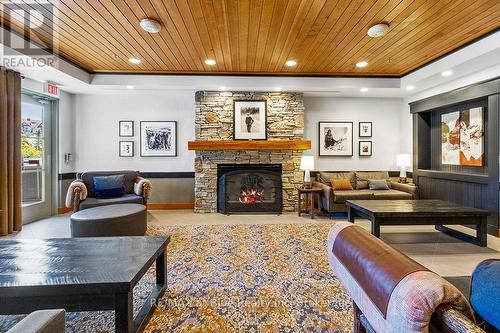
left=233, top=100, right=267, bottom=140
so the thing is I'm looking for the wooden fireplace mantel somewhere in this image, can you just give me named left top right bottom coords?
left=188, top=140, right=311, bottom=151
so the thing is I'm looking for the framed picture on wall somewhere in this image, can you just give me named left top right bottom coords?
left=233, top=100, right=267, bottom=140
left=119, top=120, right=134, bottom=137
left=441, top=107, right=484, bottom=166
left=119, top=141, right=134, bottom=157
left=459, top=107, right=484, bottom=166
left=359, top=141, right=372, bottom=156
left=318, top=121, right=353, bottom=156
left=140, top=121, right=177, bottom=157
left=441, top=111, right=460, bottom=165
left=359, top=122, right=372, bottom=137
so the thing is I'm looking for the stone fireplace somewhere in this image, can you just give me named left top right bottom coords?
left=193, top=91, right=306, bottom=213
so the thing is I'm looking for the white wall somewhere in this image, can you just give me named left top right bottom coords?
left=303, top=96, right=406, bottom=171
left=72, top=92, right=408, bottom=173
left=74, top=92, right=195, bottom=172
left=58, top=91, right=76, bottom=173
left=400, top=100, right=412, bottom=163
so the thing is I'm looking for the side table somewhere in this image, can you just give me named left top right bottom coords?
left=298, top=187, right=322, bottom=219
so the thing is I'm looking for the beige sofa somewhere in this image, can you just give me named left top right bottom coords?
left=312, top=171, right=417, bottom=217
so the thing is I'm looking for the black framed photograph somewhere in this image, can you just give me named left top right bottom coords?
left=318, top=121, right=353, bottom=156
left=119, top=141, right=134, bottom=157
left=233, top=100, right=267, bottom=140
left=140, top=121, right=177, bottom=157
left=119, top=120, right=134, bottom=137
left=359, top=141, right=372, bottom=156
left=359, top=122, right=372, bottom=137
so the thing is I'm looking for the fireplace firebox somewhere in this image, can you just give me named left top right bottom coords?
left=217, top=164, right=283, bottom=214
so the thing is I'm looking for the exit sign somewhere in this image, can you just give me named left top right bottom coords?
left=44, top=83, right=59, bottom=98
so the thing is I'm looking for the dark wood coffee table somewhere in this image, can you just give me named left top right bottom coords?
left=0, top=236, right=170, bottom=333
left=345, top=200, right=489, bottom=247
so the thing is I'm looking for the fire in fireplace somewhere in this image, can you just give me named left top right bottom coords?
left=218, top=164, right=282, bottom=214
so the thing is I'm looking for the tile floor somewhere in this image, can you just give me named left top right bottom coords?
left=5, top=210, right=500, bottom=277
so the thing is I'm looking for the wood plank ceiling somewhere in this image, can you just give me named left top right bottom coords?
left=1, top=0, right=499, bottom=76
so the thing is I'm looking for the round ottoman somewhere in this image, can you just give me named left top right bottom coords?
left=70, top=204, right=147, bottom=237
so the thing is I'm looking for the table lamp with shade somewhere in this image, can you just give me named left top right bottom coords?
left=300, top=155, right=315, bottom=189
left=396, top=154, right=411, bottom=183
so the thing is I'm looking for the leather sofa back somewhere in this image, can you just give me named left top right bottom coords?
left=333, top=224, right=427, bottom=317
left=327, top=222, right=474, bottom=333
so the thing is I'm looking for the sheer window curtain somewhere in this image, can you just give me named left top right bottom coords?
left=0, top=67, right=22, bottom=235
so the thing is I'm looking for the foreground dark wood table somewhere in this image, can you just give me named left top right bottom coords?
left=0, top=236, right=170, bottom=333
left=346, top=200, right=489, bottom=247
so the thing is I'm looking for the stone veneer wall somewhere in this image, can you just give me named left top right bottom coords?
left=194, top=91, right=305, bottom=213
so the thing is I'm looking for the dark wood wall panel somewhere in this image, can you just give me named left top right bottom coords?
left=411, top=77, right=500, bottom=236
left=417, top=176, right=487, bottom=208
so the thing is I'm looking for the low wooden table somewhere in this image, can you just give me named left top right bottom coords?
left=345, top=200, right=489, bottom=247
left=0, top=236, right=170, bottom=333
left=298, top=187, right=322, bottom=219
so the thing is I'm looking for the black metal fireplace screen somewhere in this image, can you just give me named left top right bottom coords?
left=217, top=164, right=283, bottom=214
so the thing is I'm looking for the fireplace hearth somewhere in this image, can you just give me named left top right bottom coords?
left=217, top=164, right=283, bottom=214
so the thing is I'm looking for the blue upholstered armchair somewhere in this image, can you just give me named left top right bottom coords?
left=433, top=259, right=500, bottom=333
left=65, top=170, right=152, bottom=212
left=469, top=259, right=500, bottom=332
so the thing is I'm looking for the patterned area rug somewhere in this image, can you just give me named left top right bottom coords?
left=0, top=223, right=353, bottom=332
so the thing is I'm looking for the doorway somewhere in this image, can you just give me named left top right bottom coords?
left=21, top=93, right=54, bottom=223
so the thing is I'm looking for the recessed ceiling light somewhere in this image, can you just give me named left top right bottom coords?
left=285, top=60, right=297, bottom=67
left=274, top=87, right=282, bottom=91
left=406, top=85, right=415, bottom=91
left=126, top=85, right=134, bottom=89
left=360, top=87, right=368, bottom=92
left=219, top=86, right=226, bottom=91
left=205, top=59, right=216, bottom=66
left=140, top=18, right=161, bottom=33
left=367, top=23, right=390, bottom=38
left=441, top=70, right=453, bottom=77
left=128, top=58, right=141, bottom=64
left=356, top=61, right=368, bottom=68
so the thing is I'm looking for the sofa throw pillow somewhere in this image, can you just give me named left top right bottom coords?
left=368, top=179, right=390, bottom=190
left=331, top=179, right=353, bottom=191
left=319, top=172, right=356, bottom=188
left=93, top=175, right=125, bottom=199
left=356, top=180, right=369, bottom=190
left=355, top=171, right=390, bottom=189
